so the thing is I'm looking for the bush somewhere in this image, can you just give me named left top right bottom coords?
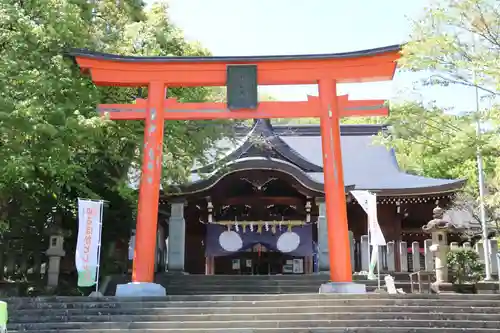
left=447, top=248, right=485, bottom=284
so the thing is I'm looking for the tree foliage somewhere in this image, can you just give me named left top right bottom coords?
left=385, top=0, right=500, bottom=234
left=0, top=0, right=232, bottom=277
left=401, top=0, right=500, bottom=97
left=447, top=248, right=485, bottom=284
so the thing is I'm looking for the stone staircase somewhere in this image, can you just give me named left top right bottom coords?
left=4, top=294, right=500, bottom=332
left=156, top=274, right=332, bottom=295
left=105, top=273, right=427, bottom=295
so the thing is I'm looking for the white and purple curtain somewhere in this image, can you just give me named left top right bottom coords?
left=205, top=224, right=313, bottom=257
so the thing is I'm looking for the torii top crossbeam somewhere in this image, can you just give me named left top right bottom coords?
left=70, top=44, right=400, bottom=86
left=69, top=45, right=401, bottom=289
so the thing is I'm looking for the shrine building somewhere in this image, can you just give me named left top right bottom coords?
left=147, top=119, right=465, bottom=276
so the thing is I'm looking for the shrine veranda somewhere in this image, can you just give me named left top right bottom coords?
left=70, top=45, right=465, bottom=295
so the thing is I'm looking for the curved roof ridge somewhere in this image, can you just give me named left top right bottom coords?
left=254, top=120, right=323, bottom=172
left=68, top=44, right=402, bottom=63
left=191, top=122, right=256, bottom=173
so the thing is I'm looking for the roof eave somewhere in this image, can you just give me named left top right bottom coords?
left=67, top=44, right=402, bottom=63
left=361, top=179, right=467, bottom=197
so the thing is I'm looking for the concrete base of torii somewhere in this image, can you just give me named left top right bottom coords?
left=319, top=282, right=367, bottom=294
left=115, top=282, right=166, bottom=297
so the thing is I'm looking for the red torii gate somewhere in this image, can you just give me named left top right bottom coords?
left=70, top=46, right=400, bottom=293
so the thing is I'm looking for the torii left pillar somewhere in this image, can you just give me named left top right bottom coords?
left=115, top=82, right=167, bottom=297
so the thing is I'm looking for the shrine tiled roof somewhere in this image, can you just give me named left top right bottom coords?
left=130, top=120, right=463, bottom=196
left=178, top=120, right=465, bottom=196
left=277, top=126, right=466, bottom=195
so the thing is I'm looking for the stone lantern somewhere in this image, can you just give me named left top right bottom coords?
left=45, top=225, right=67, bottom=288
left=422, top=205, right=461, bottom=293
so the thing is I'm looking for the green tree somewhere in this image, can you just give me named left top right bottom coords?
left=401, top=0, right=500, bottom=97
left=0, top=0, right=233, bottom=282
left=389, top=0, right=500, bottom=233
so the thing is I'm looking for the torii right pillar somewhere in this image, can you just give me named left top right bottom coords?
left=318, top=79, right=364, bottom=293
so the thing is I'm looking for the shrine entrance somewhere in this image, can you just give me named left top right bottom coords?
left=215, top=245, right=300, bottom=275
left=70, top=45, right=400, bottom=295
left=190, top=168, right=319, bottom=276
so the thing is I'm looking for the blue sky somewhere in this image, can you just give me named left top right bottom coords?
left=145, top=0, right=481, bottom=111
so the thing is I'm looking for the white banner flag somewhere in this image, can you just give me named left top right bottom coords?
left=75, top=199, right=103, bottom=287
left=350, top=190, right=370, bottom=214
left=351, top=190, right=386, bottom=246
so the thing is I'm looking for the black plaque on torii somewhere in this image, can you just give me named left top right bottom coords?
left=226, top=65, right=258, bottom=110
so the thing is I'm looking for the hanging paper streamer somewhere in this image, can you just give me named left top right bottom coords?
left=265, top=222, right=269, bottom=232
left=235, top=220, right=239, bottom=232
left=249, top=222, right=254, bottom=232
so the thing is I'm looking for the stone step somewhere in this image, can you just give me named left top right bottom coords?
left=6, top=294, right=500, bottom=332
left=8, top=297, right=500, bottom=310
left=7, top=319, right=500, bottom=330
left=9, top=311, right=500, bottom=324
left=106, top=274, right=418, bottom=295
left=158, top=281, right=399, bottom=285
left=159, top=280, right=331, bottom=285
left=10, top=305, right=500, bottom=318
left=11, top=293, right=499, bottom=303
left=148, top=288, right=406, bottom=295
left=8, top=328, right=500, bottom=333
left=157, top=274, right=333, bottom=278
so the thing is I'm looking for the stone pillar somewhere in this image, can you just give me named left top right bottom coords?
left=316, top=199, right=329, bottom=272
left=168, top=201, right=186, bottom=272
left=46, top=233, right=66, bottom=288
left=378, top=246, right=385, bottom=272
left=489, top=239, right=498, bottom=275
left=360, top=235, right=369, bottom=272
left=411, top=241, right=420, bottom=272
left=399, top=241, right=408, bottom=272
left=348, top=231, right=355, bottom=272
left=386, top=241, right=395, bottom=272
left=475, top=242, right=485, bottom=262
left=424, top=239, right=433, bottom=272
left=157, top=225, right=166, bottom=272
left=434, top=232, right=448, bottom=283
